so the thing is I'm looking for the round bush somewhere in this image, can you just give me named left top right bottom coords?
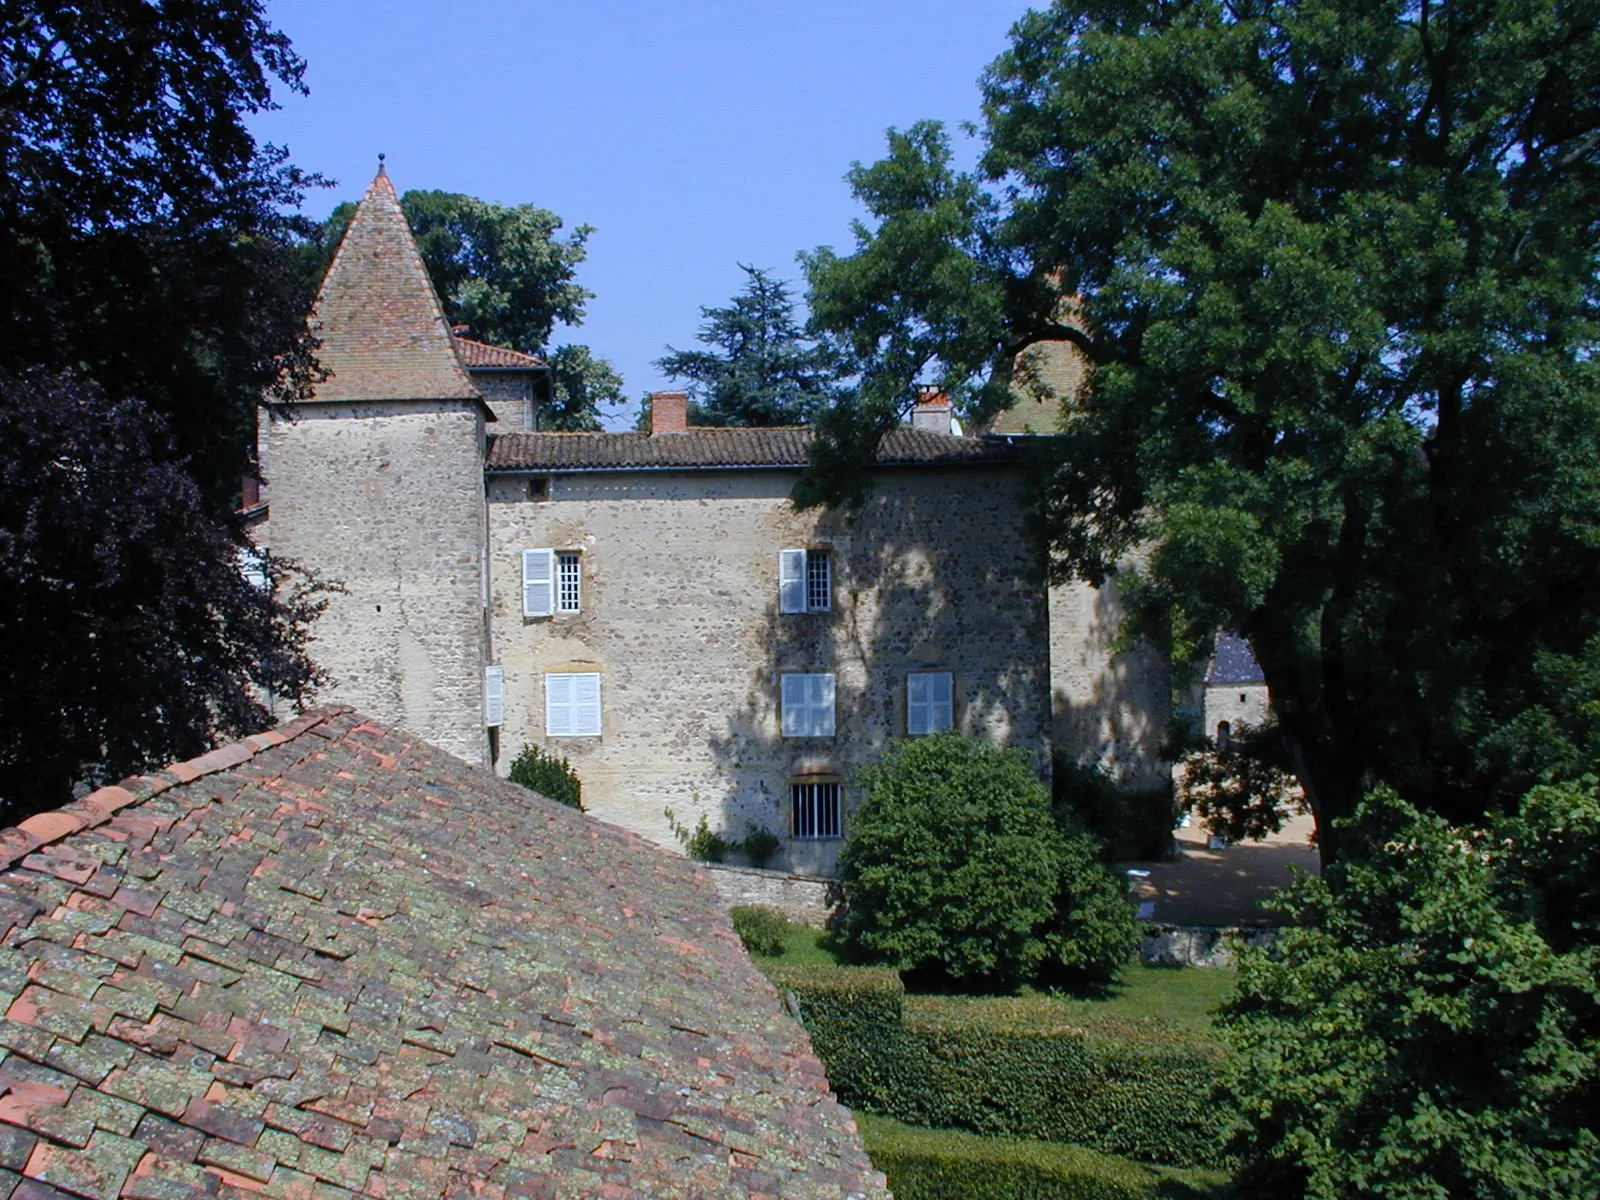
left=507, top=743, right=583, bottom=810
left=838, top=733, right=1064, bottom=987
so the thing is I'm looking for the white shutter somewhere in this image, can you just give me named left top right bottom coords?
left=907, top=673, right=931, bottom=735
left=929, top=671, right=954, bottom=732
left=545, top=673, right=573, bottom=736
left=814, top=673, right=836, bottom=736
left=522, top=549, right=555, bottom=617
left=781, top=674, right=804, bottom=737
left=572, top=673, right=602, bottom=736
left=484, top=666, right=504, bottom=727
left=779, top=549, right=807, bottom=614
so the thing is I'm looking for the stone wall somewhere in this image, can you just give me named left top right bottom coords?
left=702, top=863, right=837, bottom=927
left=1048, top=561, right=1171, bottom=790
left=1204, top=681, right=1271, bottom=741
left=472, top=373, right=533, bottom=430
left=485, top=465, right=1054, bottom=876
left=259, top=400, right=490, bottom=764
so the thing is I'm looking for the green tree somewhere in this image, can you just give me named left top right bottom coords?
left=318, top=191, right=624, bottom=429
left=0, top=3, right=327, bottom=817
left=1220, top=785, right=1600, bottom=1199
left=802, top=0, right=1600, bottom=859
left=839, top=732, right=1136, bottom=989
left=656, top=264, right=836, bottom=426
left=0, top=0, right=321, bottom=509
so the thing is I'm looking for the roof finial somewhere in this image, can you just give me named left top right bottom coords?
left=377, top=152, right=387, bottom=176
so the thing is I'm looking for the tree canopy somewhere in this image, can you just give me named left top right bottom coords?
left=656, top=265, right=836, bottom=426
left=0, top=0, right=320, bottom=508
left=317, top=191, right=624, bottom=430
left=802, top=0, right=1600, bottom=856
left=0, top=2, right=325, bottom=817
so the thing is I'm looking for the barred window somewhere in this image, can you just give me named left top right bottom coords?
left=791, top=780, right=842, bottom=840
left=557, top=551, right=582, bottom=613
left=806, top=551, right=831, bottom=611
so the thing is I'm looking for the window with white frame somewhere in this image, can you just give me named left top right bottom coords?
left=790, top=779, right=842, bottom=839
left=907, top=671, right=954, bottom=735
left=781, top=672, right=836, bottom=737
left=545, top=672, right=602, bottom=736
left=779, top=549, right=832, bottom=613
left=522, top=548, right=554, bottom=616
left=557, top=551, right=582, bottom=613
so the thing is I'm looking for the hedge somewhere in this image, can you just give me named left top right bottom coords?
left=858, top=1116, right=1227, bottom=1200
left=767, top=964, right=1229, bottom=1169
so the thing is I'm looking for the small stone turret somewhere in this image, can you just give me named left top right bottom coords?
left=257, top=164, right=493, bottom=764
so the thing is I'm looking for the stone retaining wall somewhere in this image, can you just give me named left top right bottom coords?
left=1140, top=923, right=1277, bottom=968
left=704, top=862, right=838, bottom=927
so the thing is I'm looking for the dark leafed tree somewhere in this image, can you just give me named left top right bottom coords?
left=656, top=265, right=837, bottom=426
left=802, top=0, right=1600, bottom=861
left=0, top=3, right=327, bottom=816
left=0, top=371, right=326, bottom=821
left=0, top=0, right=322, bottom=508
left=316, top=191, right=625, bottom=430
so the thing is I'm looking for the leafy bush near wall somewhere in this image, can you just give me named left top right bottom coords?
left=839, top=733, right=1139, bottom=988
left=508, top=744, right=582, bottom=810
left=1054, top=756, right=1178, bottom=861
left=859, top=1116, right=1225, bottom=1200
left=730, top=906, right=789, bottom=956
left=765, top=964, right=1229, bottom=1168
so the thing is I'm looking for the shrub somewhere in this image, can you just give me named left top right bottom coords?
left=730, top=905, right=790, bottom=956
left=839, top=733, right=1138, bottom=988
left=665, top=809, right=731, bottom=862
left=507, top=743, right=582, bottom=810
left=1221, top=784, right=1600, bottom=1199
left=766, top=964, right=1229, bottom=1168
left=740, top=826, right=782, bottom=868
left=1054, top=756, right=1179, bottom=860
left=858, top=1115, right=1224, bottom=1200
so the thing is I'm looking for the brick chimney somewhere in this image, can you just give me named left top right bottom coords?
left=650, top=390, right=688, bottom=435
left=911, top=387, right=952, bottom=435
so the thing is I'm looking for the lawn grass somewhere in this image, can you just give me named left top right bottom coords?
left=752, top=922, right=1238, bottom=1038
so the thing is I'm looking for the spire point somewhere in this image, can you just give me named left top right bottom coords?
left=377, top=153, right=387, bottom=176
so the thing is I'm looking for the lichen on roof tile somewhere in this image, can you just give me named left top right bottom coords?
left=0, top=711, right=887, bottom=1199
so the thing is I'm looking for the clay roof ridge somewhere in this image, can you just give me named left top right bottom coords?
left=0, top=705, right=353, bottom=870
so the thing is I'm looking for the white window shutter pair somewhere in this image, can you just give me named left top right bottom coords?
left=779, top=549, right=807, bottom=614
left=523, top=549, right=555, bottom=616
left=484, top=666, right=504, bottom=727
left=908, top=672, right=954, bottom=735
left=781, top=673, right=836, bottom=737
left=546, top=672, right=602, bottom=736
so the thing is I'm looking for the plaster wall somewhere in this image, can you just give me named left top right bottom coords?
left=1204, top=682, right=1271, bottom=740
left=485, top=466, right=1052, bottom=876
left=259, top=401, right=490, bottom=764
left=472, top=373, right=533, bottom=429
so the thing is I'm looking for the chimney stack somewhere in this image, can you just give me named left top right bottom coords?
left=650, top=390, right=688, bottom=435
left=911, top=387, right=953, bottom=435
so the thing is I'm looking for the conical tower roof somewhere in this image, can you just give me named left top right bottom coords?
left=308, top=164, right=480, bottom=403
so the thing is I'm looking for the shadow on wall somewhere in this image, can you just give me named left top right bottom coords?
left=703, top=475, right=1054, bottom=878
left=1051, top=568, right=1171, bottom=792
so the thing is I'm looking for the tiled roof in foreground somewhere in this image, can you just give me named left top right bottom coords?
left=0, top=709, right=886, bottom=1200
left=487, top=427, right=1030, bottom=471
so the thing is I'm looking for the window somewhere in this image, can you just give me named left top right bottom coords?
left=484, top=666, right=504, bottom=727
left=907, top=671, right=954, bottom=735
left=557, top=551, right=582, bottom=613
left=791, top=780, right=842, bottom=839
left=1217, top=720, right=1231, bottom=749
left=237, top=545, right=269, bottom=591
left=522, top=549, right=554, bottom=616
left=779, top=549, right=831, bottom=613
left=546, top=672, right=601, bottom=737
left=781, top=673, right=836, bottom=737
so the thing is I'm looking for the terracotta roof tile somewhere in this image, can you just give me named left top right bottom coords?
left=486, top=427, right=1030, bottom=471
left=452, top=340, right=543, bottom=370
left=308, top=170, right=481, bottom=405
left=0, top=711, right=887, bottom=1199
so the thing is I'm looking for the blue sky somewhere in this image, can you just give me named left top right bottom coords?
left=253, top=0, right=1035, bottom=427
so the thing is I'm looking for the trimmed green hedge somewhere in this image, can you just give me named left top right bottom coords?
left=859, top=1116, right=1227, bottom=1200
left=767, top=965, right=1229, bottom=1169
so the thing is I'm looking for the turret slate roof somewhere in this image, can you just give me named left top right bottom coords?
left=0, top=709, right=887, bottom=1200
left=487, top=427, right=1030, bottom=471
left=1206, top=632, right=1267, bottom=684
left=308, top=168, right=481, bottom=404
